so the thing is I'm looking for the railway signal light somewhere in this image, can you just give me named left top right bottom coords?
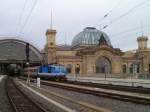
left=26, top=43, right=30, bottom=62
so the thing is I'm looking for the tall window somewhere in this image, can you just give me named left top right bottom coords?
left=96, top=57, right=111, bottom=74
left=122, top=65, right=127, bottom=73
left=75, top=64, right=80, bottom=74
left=137, top=64, right=140, bottom=73
left=129, top=64, right=133, bottom=74
left=66, top=64, right=72, bottom=73
left=149, top=63, right=150, bottom=73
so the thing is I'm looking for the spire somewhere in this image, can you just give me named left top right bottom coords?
left=140, top=21, right=143, bottom=37
left=65, top=32, right=67, bottom=45
left=50, top=9, right=53, bottom=29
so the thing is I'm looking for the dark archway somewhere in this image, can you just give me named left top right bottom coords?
left=129, top=64, right=133, bottom=74
left=122, top=64, right=127, bottom=73
left=96, top=57, right=111, bottom=74
left=75, top=64, right=80, bottom=74
left=66, top=64, right=72, bottom=73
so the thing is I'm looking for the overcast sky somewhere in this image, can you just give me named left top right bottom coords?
left=0, top=0, right=150, bottom=51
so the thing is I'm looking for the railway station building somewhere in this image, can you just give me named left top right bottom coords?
left=44, top=27, right=150, bottom=77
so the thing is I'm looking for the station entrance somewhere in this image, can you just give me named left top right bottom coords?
left=95, top=57, right=111, bottom=74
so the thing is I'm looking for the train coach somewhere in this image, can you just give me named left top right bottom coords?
left=24, top=64, right=68, bottom=80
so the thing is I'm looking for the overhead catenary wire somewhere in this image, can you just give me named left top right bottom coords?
left=110, top=26, right=150, bottom=42
left=94, top=0, right=123, bottom=27
left=110, top=24, right=150, bottom=37
left=101, top=0, right=150, bottom=30
left=107, top=0, right=122, bottom=15
left=18, top=0, right=38, bottom=36
left=111, top=27, right=150, bottom=50
left=15, top=0, right=28, bottom=36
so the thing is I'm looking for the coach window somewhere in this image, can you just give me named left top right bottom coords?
left=39, top=67, right=42, bottom=73
left=48, top=67, right=51, bottom=73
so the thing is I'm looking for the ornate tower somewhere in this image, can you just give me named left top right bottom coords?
left=45, top=29, right=57, bottom=64
left=137, top=36, right=149, bottom=75
left=137, top=36, right=148, bottom=50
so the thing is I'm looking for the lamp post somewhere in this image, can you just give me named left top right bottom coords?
left=75, top=64, right=80, bottom=81
left=25, top=43, right=30, bottom=84
left=132, top=63, right=135, bottom=79
left=26, top=62, right=30, bottom=84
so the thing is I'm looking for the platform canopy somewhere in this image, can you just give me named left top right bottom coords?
left=0, top=39, right=43, bottom=64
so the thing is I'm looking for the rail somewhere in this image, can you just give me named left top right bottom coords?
left=41, top=80, right=150, bottom=105
left=18, top=80, right=112, bottom=112
left=5, top=77, right=47, bottom=112
left=67, top=76, right=150, bottom=88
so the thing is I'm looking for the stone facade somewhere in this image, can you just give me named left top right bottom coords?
left=45, top=29, right=57, bottom=64
left=44, top=27, right=150, bottom=77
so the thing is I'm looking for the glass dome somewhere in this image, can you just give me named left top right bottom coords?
left=72, top=27, right=111, bottom=46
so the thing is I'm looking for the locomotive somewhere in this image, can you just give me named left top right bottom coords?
left=24, top=64, right=67, bottom=80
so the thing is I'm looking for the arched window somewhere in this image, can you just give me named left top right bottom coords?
left=122, top=65, right=127, bottom=73
left=75, top=64, right=80, bottom=74
left=137, top=64, right=140, bottom=73
left=148, top=63, right=150, bottom=73
left=66, top=64, right=72, bottom=73
left=129, top=64, right=133, bottom=74
left=95, top=57, right=111, bottom=74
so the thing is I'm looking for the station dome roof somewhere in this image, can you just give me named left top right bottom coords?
left=72, top=27, right=111, bottom=47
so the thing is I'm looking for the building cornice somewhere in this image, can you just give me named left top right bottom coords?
left=76, top=45, right=123, bottom=56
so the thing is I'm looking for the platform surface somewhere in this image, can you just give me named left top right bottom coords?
left=0, top=75, right=5, bottom=83
left=67, top=75, right=150, bottom=88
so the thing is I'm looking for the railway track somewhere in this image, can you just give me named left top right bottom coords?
left=5, top=77, right=47, bottom=112
left=65, top=80, right=150, bottom=94
left=20, top=76, right=150, bottom=94
left=19, top=77, right=150, bottom=105
left=18, top=80, right=112, bottom=112
left=40, top=80, right=150, bottom=105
